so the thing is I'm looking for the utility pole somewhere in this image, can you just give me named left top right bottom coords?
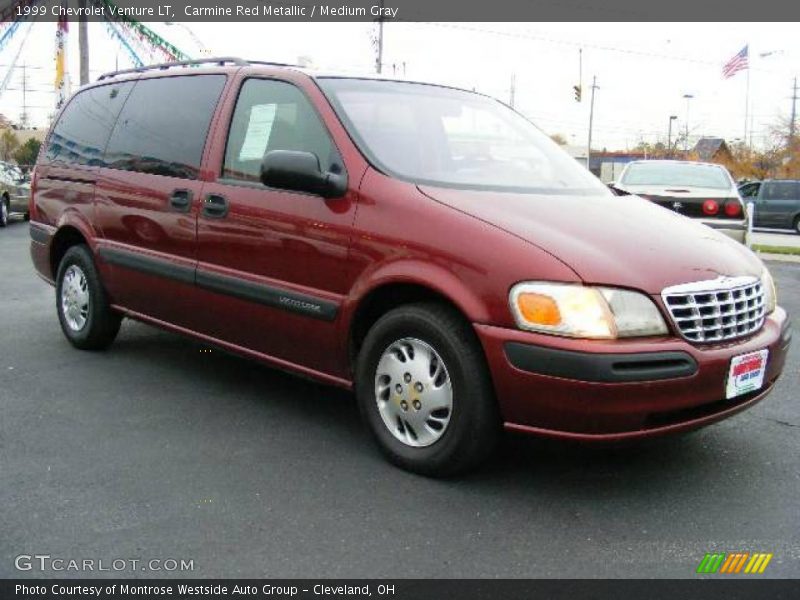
left=78, top=0, right=89, bottom=85
left=509, top=73, right=516, bottom=108
left=790, top=76, right=798, bottom=144
left=20, top=63, right=28, bottom=129
left=375, top=0, right=384, bottom=74
left=587, top=76, right=598, bottom=170
left=683, top=93, right=694, bottom=154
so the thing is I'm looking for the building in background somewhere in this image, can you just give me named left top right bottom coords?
left=693, top=138, right=734, bottom=163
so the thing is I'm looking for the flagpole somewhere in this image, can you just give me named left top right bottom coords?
left=744, top=47, right=750, bottom=147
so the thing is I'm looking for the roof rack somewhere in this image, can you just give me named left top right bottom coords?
left=96, top=57, right=296, bottom=81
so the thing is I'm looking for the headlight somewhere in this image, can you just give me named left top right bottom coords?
left=509, top=282, right=668, bottom=339
left=761, top=268, right=777, bottom=314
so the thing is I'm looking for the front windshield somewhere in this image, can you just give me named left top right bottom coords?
left=621, top=162, right=731, bottom=190
left=318, top=78, right=608, bottom=195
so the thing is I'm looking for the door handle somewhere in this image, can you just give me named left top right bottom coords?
left=169, top=189, right=193, bottom=212
left=202, top=194, right=229, bottom=219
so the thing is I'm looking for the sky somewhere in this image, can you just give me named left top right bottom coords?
left=0, top=21, right=798, bottom=151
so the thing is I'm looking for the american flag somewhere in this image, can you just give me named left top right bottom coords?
left=722, top=45, right=749, bottom=79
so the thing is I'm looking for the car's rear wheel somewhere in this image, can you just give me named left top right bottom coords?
left=355, top=302, right=499, bottom=476
left=0, top=197, right=8, bottom=227
left=56, top=245, right=122, bottom=350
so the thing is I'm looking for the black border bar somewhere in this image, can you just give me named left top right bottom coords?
left=2, top=579, right=799, bottom=600
left=8, top=0, right=800, bottom=22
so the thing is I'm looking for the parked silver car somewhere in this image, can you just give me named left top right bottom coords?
left=0, top=163, right=30, bottom=227
left=611, top=160, right=748, bottom=243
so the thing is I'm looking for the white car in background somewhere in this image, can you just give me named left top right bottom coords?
left=611, top=160, right=748, bottom=244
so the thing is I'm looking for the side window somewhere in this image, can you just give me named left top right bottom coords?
left=45, top=82, right=133, bottom=166
left=763, top=181, right=795, bottom=201
left=222, top=79, right=339, bottom=183
left=104, top=75, right=226, bottom=179
left=739, top=183, right=760, bottom=198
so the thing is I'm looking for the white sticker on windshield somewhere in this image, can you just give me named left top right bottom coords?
left=239, top=104, right=277, bottom=161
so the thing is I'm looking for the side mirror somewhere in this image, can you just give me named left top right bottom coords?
left=260, top=150, right=347, bottom=199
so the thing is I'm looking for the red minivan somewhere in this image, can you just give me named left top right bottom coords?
left=30, top=58, right=791, bottom=475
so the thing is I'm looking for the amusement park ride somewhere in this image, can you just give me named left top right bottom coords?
left=0, top=0, right=188, bottom=116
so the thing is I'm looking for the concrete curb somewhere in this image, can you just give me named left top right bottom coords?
left=756, top=252, right=800, bottom=263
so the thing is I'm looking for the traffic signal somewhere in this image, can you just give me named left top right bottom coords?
left=573, top=84, right=582, bottom=102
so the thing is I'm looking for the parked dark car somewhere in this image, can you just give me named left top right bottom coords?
left=29, top=58, right=790, bottom=475
left=739, top=179, right=800, bottom=234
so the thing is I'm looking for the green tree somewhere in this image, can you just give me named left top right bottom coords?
left=13, top=138, right=41, bottom=168
left=0, top=128, right=19, bottom=162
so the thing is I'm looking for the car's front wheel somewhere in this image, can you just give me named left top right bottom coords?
left=794, top=215, right=800, bottom=235
left=56, top=245, right=122, bottom=350
left=355, top=303, right=499, bottom=476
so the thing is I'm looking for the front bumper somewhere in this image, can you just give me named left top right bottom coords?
left=475, top=307, right=791, bottom=440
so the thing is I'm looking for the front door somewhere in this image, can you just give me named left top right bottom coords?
left=193, top=77, right=358, bottom=378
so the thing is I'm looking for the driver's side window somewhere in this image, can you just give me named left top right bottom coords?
left=740, top=183, right=760, bottom=198
left=222, top=79, right=339, bottom=183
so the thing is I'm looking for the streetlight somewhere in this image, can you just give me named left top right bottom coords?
left=164, top=22, right=210, bottom=57
left=682, top=94, right=694, bottom=154
left=667, top=115, right=678, bottom=158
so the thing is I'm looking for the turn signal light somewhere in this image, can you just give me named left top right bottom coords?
left=516, top=293, right=562, bottom=326
left=702, top=200, right=719, bottom=215
left=724, top=200, right=742, bottom=217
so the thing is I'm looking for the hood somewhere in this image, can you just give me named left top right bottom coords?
left=418, top=186, right=764, bottom=294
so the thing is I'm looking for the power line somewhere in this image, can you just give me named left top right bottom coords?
left=419, top=22, right=799, bottom=75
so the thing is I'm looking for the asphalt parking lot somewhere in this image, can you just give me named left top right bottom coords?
left=1, top=219, right=798, bottom=579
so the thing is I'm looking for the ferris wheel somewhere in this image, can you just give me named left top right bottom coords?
left=0, top=0, right=188, bottom=115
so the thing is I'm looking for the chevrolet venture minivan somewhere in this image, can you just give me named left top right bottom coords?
left=30, top=58, right=791, bottom=475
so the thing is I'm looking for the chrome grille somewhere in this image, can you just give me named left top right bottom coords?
left=661, top=276, right=765, bottom=343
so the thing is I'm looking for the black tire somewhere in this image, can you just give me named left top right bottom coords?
left=55, top=244, right=122, bottom=350
left=0, top=196, right=8, bottom=227
left=23, top=211, right=30, bottom=222
left=794, top=215, right=800, bottom=235
left=355, top=302, right=500, bottom=476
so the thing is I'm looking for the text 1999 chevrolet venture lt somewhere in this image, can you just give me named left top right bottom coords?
left=30, top=58, right=791, bottom=475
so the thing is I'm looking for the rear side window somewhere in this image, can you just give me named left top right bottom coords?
left=45, top=82, right=134, bottom=166
left=763, top=181, right=799, bottom=201
left=104, top=75, right=226, bottom=179
left=222, top=79, right=338, bottom=183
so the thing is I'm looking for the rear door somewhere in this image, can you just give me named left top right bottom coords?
left=94, top=74, right=227, bottom=327
left=758, top=181, right=798, bottom=229
left=192, top=76, right=358, bottom=378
